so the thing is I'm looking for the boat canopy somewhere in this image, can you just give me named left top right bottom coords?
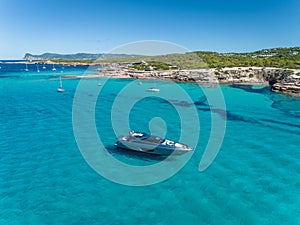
left=129, top=131, right=164, bottom=144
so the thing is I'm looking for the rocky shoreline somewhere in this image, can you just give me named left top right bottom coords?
left=271, top=75, right=300, bottom=96
left=6, top=61, right=299, bottom=96
left=95, top=64, right=300, bottom=96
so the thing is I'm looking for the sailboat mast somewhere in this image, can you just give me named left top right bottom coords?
left=59, top=76, right=63, bottom=87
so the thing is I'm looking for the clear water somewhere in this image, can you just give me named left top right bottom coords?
left=0, top=64, right=300, bottom=224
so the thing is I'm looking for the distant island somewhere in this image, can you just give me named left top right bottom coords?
left=23, top=47, right=300, bottom=96
left=23, top=52, right=140, bottom=61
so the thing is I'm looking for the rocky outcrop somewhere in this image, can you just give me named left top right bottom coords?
left=271, top=74, right=300, bottom=96
left=98, top=66, right=265, bottom=84
left=98, top=66, right=289, bottom=83
left=96, top=64, right=300, bottom=96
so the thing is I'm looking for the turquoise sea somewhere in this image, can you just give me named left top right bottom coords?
left=0, top=63, right=300, bottom=224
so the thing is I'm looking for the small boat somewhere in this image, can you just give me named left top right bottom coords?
left=98, top=83, right=102, bottom=86
left=115, top=131, right=193, bottom=155
left=147, top=87, right=160, bottom=92
left=42, top=64, right=46, bottom=70
left=57, top=76, right=64, bottom=92
left=24, top=63, right=29, bottom=72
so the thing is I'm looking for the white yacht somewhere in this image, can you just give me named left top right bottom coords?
left=115, top=131, right=193, bottom=155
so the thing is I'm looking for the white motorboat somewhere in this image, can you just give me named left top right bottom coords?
left=115, top=131, right=193, bottom=155
left=147, top=87, right=160, bottom=92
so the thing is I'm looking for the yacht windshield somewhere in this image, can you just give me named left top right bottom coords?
left=141, top=135, right=164, bottom=144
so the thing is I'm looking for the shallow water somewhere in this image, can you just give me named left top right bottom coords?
left=0, top=64, right=300, bottom=224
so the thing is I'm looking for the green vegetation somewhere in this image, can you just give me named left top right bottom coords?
left=195, top=48, right=300, bottom=69
left=27, top=47, right=300, bottom=70
left=286, top=70, right=294, bottom=76
left=102, top=47, right=300, bottom=69
left=130, top=61, right=175, bottom=70
left=96, top=53, right=207, bottom=69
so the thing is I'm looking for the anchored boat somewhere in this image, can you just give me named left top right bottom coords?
left=115, top=131, right=193, bottom=155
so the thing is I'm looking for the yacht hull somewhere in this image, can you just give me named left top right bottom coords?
left=115, top=132, right=193, bottom=155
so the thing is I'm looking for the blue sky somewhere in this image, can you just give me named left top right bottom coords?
left=1, top=0, right=299, bottom=59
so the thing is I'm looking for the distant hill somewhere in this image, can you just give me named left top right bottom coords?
left=195, top=47, right=300, bottom=68
left=101, top=47, right=300, bottom=69
left=23, top=47, right=300, bottom=69
left=218, top=47, right=300, bottom=58
left=23, top=52, right=139, bottom=60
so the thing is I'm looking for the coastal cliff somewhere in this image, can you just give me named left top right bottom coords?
left=97, top=64, right=300, bottom=96
left=271, top=74, right=300, bottom=96
left=216, top=67, right=300, bottom=96
left=22, top=46, right=300, bottom=96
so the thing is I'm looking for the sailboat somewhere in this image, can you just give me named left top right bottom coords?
left=52, top=64, right=56, bottom=71
left=57, top=76, right=64, bottom=92
left=24, top=63, right=29, bottom=72
left=36, top=64, right=40, bottom=72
